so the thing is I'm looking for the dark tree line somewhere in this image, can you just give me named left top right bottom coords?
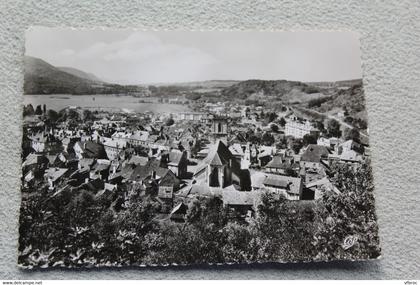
left=18, top=161, right=380, bottom=267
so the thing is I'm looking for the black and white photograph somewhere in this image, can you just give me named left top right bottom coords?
left=19, top=28, right=381, bottom=268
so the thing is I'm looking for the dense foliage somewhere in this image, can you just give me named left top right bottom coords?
left=19, top=161, right=380, bottom=268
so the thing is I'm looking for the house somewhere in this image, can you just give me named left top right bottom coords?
left=83, top=141, right=108, bottom=159
left=193, top=140, right=251, bottom=191
left=222, top=185, right=256, bottom=216
left=23, top=153, right=48, bottom=169
left=68, top=168, right=90, bottom=187
left=95, top=183, right=117, bottom=198
left=45, top=154, right=59, bottom=167
left=285, top=117, right=319, bottom=138
left=78, top=158, right=95, bottom=171
left=303, top=177, right=340, bottom=200
left=157, top=170, right=180, bottom=199
left=44, top=167, right=68, bottom=190
left=265, top=155, right=299, bottom=176
left=62, top=137, right=71, bottom=152
left=261, top=173, right=303, bottom=200
left=89, top=159, right=111, bottom=180
left=22, top=153, right=49, bottom=180
left=129, top=160, right=180, bottom=195
left=300, top=144, right=330, bottom=169
left=73, top=141, right=85, bottom=159
left=329, top=149, right=363, bottom=164
left=126, top=155, right=149, bottom=167
left=257, top=146, right=276, bottom=167
left=55, top=151, right=78, bottom=169
left=166, top=150, right=188, bottom=178
left=317, top=137, right=340, bottom=149
left=339, top=139, right=364, bottom=154
left=101, top=137, right=127, bottom=161
left=28, top=132, right=47, bottom=152
left=23, top=169, right=35, bottom=187
left=111, top=131, right=131, bottom=143
left=109, top=160, right=122, bottom=176
left=176, top=112, right=205, bottom=121
left=128, top=130, right=149, bottom=147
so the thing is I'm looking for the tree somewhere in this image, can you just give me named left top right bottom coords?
left=344, top=116, right=354, bottom=124
left=279, top=117, right=286, bottom=127
left=284, top=167, right=297, bottom=177
left=35, top=105, right=43, bottom=115
left=267, top=112, right=278, bottom=123
left=165, top=117, right=174, bottom=126
left=148, top=85, right=158, bottom=94
left=67, top=109, right=80, bottom=121
left=303, top=134, right=317, bottom=145
left=248, top=192, right=316, bottom=262
left=312, top=163, right=381, bottom=261
left=354, top=118, right=368, bottom=130
left=327, top=119, right=341, bottom=138
left=23, top=104, right=35, bottom=117
left=275, top=136, right=287, bottom=149
left=43, top=104, right=47, bottom=114
left=83, top=109, right=95, bottom=121
left=344, top=128, right=360, bottom=141
left=314, top=121, right=325, bottom=132
left=262, top=132, right=275, bottom=146
left=47, top=110, right=59, bottom=122
left=270, top=124, right=279, bottom=133
left=290, top=138, right=304, bottom=154
left=343, top=106, right=349, bottom=116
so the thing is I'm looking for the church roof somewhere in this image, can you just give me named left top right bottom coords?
left=194, top=140, right=241, bottom=176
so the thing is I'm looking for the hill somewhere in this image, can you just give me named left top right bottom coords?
left=305, top=79, right=363, bottom=89
left=220, top=79, right=322, bottom=102
left=57, top=66, right=103, bottom=82
left=310, top=83, right=367, bottom=119
left=24, top=56, right=146, bottom=95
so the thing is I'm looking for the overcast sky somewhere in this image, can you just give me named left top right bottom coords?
left=26, top=27, right=362, bottom=85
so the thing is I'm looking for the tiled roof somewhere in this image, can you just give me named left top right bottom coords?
left=45, top=167, right=68, bottom=182
left=194, top=140, right=241, bottom=176
left=168, top=150, right=184, bottom=165
left=262, top=173, right=302, bottom=195
left=127, top=155, right=148, bottom=166
left=301, top=144, right=330, bottom=163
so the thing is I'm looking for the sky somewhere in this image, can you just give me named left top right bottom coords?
left=25, top=27, right=362, bottom=85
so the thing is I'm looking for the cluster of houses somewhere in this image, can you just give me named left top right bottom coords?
left=22, top=104, right=369, bottom=222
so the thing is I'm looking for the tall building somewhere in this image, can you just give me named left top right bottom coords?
left=285, top=118, right=318, bottom=138
left=210, top=115, right=229, bottom=144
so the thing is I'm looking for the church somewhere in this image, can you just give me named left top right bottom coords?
left=193, top=140, right=251, bottom=191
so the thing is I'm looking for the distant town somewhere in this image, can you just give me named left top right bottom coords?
left=21, top=84, right=370, bottom=220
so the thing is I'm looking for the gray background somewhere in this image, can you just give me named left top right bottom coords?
left=0, top=0, right=419, bottom=280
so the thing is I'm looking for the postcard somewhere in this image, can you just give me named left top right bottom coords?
left=19, top=28, right=380, bottom=268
